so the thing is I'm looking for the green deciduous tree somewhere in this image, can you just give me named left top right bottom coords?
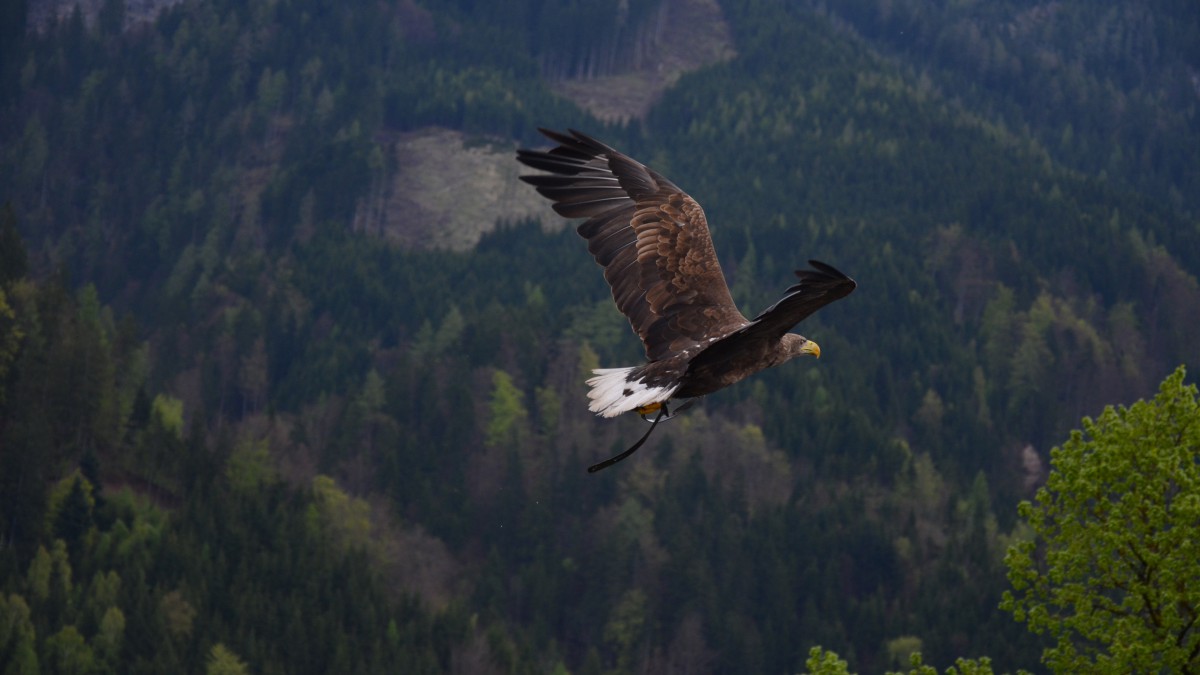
left=151, top=395, right=185, bottom=439
left=226, top=437, right=277, bottom=493
left=1002, top=365, right=1200, bottom=674
left=484, top=369, right=527, bottom=449
left=159, top=590, right=196, bottom=641
left=804, top=646, right=1007, bottom=675
left=44, top=625, right=96, bottom=675
left=604, top=589, right=648, bottom=673
left=308, top=474, right=372, bottom=552
left=93, top=606, right=126, bottom=664
left=26, top=545, right=52, bottom=602
left=0, top=594, right=38, bottom=675
left=804, top=646, right=852, bottom=675
left=206, top=643, right=250, bottom=675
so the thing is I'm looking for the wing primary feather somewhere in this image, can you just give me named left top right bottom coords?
left=594, top=237, right=637, bottom=267
left=521, top=175, right=619, bottom=188
left=553, top=197, right=634, bottom=218
left=516, top=153, right=596, bottom=174
left=536, top=186, right=625, bottom=203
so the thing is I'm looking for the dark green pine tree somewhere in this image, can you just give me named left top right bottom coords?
left=53, top=476, right=94, bottom=561
left=0, top=202, right=28, bottom=285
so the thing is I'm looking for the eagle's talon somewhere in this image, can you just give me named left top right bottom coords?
left=635, top=402, right=666, bottom=419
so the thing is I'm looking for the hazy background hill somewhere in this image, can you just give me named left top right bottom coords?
left=1, top=0, right=1198, bottom=672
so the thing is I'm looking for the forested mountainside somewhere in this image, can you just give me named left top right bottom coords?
left=2, top=0, right=1198, bottom=672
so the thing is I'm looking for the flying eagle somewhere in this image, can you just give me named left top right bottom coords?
left=517, top=129, right=856, bottom=472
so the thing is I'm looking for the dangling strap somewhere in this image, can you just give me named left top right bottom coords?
left=588, top=407, right=668, bottom=473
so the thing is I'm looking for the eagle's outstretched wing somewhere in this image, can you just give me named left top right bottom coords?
left=517, top=128, right=748, bottom=362
left=747, top=260, right=857, bottom=338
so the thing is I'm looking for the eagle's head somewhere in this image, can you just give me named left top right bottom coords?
left=783, top=333, right=821, bottom=360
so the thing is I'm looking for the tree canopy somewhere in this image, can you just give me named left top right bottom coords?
left=1003, top=366, right=1200, bottom=673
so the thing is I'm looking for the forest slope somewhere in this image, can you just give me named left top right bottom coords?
left=1, top=0, right=1198, bottom=673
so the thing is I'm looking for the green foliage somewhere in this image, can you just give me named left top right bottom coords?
left=51, top=475, right=95, bottom=559
left=604, top=589, right=649, bottom=672
left=806, top=646, right=1016, bottom=675
left=308, top=474, right=373, bottom=553
left=0, top=273, right=499, bottom=674
left=150, top=395, right=185, bottom=439
left=159, top=589, right=196, bottom=640
left=798, top=0, right=1200, bottom=218
left=226, top=436, right=277, bottom=493
left=206, top=643, right=250, bottom=675
left=46, top=472, right=95, bottom=535
left=484, top=369, right=528, bottom=449
left=93, top=606, right=126, bottom=664
left=886, top=636, right=925, bottom=670
left=885, top=651, right=1006, bottom=675
left=805, top=646, right=853, bottom=675
left=1002, top=366, right=1200, bottom=673
left=44, top=625, right=95, bottom=674
left=0, top=594, right=37, bottom=674
left=24, top=546, right=52, bottom=603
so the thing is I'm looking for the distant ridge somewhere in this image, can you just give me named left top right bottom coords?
left=551, top=0, right=735, bottom=122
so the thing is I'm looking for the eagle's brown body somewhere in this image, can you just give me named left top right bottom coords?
left=675, top=333, right=812, bottom=398
left=517, top=129, right=855, bottom=422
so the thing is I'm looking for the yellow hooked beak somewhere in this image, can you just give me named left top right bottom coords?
left=800, top=340, right=821, bottom=358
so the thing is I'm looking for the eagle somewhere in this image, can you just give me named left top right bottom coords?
left=517, top=129, right=856, bottom=472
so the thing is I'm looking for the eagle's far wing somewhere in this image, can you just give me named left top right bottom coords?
left=680, top=260, right=855, bottom=374
left=743, top=260, right=857, bottom=341
left=518, top=128, right=748, bottom=362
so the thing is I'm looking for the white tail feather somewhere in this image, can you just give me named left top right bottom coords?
left=586, top=367, right=678, bottom=418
